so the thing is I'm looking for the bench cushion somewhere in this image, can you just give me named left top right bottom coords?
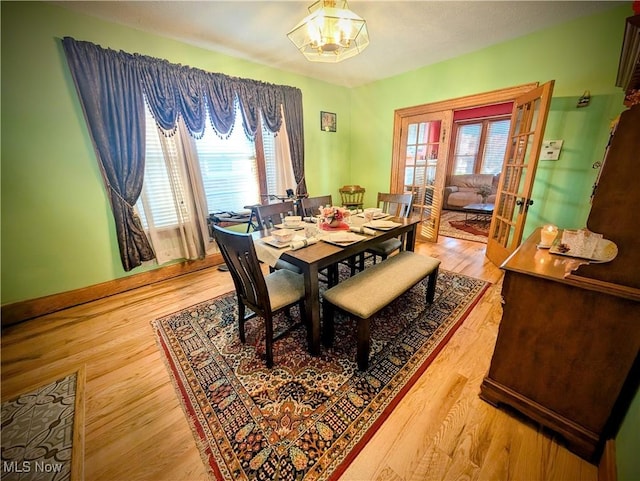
left=323, top=251, right=441, bottom=319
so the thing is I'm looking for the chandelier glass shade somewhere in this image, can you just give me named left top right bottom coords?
left=287, top=0, right=369, bottom=63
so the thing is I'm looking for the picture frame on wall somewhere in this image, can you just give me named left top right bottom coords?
left=320, top=111, right=337, bottom=132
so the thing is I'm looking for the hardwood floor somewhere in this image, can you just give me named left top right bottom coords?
left=1, top=236, right=598, bottom=481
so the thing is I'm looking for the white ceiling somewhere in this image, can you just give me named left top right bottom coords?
left=53, top=1, right=627, bottom=87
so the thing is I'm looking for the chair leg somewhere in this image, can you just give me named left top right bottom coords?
left=322, top=301, right=335, bottom=347
left=299, top=300, right=309, bottom=328
left=426, top=267, right=439, bottom=304
left=357, top=318, right=371, bottom=371
left=349, top=256, right=357, bottom=276
left=328, top=264, right=339, bottom=287
left=238, top=301, right=246, bottom=344
left=265, top=313, right=274, bottom=368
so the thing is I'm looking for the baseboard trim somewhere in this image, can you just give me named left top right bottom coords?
left=1, top=253, right=224, bottom=328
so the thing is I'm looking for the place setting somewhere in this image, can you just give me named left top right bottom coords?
left=274, top=215, right=306, bottom=231
left=321, top=231, right=366, bottom=246
left=363, top=219, right=402, bottom=230
left=261, top=228, right=307, bottom=249
left=355, top=207, right=391, bottom=221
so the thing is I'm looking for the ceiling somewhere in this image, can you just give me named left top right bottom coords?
left=53, top=1, right=627, bottom=87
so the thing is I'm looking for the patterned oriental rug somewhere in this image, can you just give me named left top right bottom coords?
left=439, top=210, right=489, bottom=244
left=152, top=269, right=489, bottom=481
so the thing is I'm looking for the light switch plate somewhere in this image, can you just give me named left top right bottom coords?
left=540, top=140, right=563, bottom=160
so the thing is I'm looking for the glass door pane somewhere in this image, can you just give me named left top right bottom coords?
left=487, top=81, right=554, bottom=266
left=399, top=111, right=452, bottom=242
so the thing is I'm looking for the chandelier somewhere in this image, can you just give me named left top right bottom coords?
left=287, top=0, right=370, bottom=63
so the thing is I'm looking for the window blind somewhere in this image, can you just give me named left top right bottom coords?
left=453, top=123, right=481, bottom=175
left=481, top=119, right=510, bottom=175
left=194, top=117, right=259, bottom=213
left=138, top=110, right=180, bottom=228
left=452, top=118, right=510, bottom=176
left=262, top=125, right=277, bottom=196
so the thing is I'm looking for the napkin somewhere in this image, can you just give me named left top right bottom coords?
left=349, top=225, right=376, bottom=236
left=290, top=238, right=319, bottom=250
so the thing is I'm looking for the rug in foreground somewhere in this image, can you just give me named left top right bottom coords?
left=1, top=373, right=78, bottom=481
left=152, top=270, right=489, bottom=480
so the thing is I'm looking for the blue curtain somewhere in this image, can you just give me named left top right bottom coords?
left=62, top=37, right=307, bottom=271
left=62, top=38, right=155, bottom=271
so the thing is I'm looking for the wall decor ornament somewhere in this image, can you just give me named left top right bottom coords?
left=321, top=111, right=337, bottom=132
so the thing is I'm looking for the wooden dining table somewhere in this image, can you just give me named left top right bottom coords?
left=252, top=216, right=421, bottom=355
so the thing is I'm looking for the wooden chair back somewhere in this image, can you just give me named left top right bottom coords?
left=300, top=195, right=332, bottom=217
left=339, top=185, right=365, bottom=210
left=377, top=192, right=413, bottom=218
left=213, top=226, right=269, bottom=317
left=254, top=201, right=296, bottom=229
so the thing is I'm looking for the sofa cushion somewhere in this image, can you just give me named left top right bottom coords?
left=447, top=192, right=497, bottom=208
left=448, top=174, right=496, bottom=190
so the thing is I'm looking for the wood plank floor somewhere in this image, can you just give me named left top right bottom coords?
left=1, top=236, right=598, bottom=481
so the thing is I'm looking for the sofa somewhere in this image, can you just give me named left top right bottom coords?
left=443, top=173, right=500, bottom=210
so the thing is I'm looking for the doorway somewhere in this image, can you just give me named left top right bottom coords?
left=391, top=83, right=538, bottom=245
left=439, top=104, right=514, bottom=244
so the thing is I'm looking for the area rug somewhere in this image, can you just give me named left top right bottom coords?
left=1, top=370, right=84, bottom=481
left=439, top=209, right=489, bottom=243
left=152, top=269, right=489, bottom=481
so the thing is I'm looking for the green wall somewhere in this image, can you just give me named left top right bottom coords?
left=350, top=6, right=628, bottom=239
left=618, top=385, right=640, bottom=481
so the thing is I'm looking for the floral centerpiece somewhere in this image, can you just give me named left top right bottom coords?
left=320, top=206, right=350, bottom=228
left=476, top=184, right=493, bottom=204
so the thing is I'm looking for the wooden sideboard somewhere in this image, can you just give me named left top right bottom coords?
left=480, top=230, right=640, bottom=463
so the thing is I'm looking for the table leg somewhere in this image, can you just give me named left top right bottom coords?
left=405, top=224, right=417, bottom=251
left=302, top=264, right=321, bottom=355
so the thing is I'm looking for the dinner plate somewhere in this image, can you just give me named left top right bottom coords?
left=322, top=232, right=365, bottom=246
left=356, top=212, right=390, bottom=220
left=363, top=220, right=401, bottom=230
left=262, top=235, right=305, bottom=248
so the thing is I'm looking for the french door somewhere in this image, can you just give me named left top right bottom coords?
left=486, top=81, right=555, bottom=266
left=391, top=83, right=540, bottom=244
left=392, top=111, right=452, bottom=242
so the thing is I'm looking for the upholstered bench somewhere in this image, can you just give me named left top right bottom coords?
left=322, top=251, right=441, bottom=370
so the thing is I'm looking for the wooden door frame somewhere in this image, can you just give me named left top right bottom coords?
left=391, top=83, right=539, bottom=194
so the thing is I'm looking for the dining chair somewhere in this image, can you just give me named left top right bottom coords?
left=213, top=225, right=307, bottom=368
left=300, top=195, right=332, bottom=217
left=363, top=192, right=414, bottom=266
left=254, top=201, right=296, bottom=230
left=339, top=185, right=365, bottom=210
left=252, top=201, right=301, bottom=274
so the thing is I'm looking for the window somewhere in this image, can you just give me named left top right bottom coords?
left=194, top=117, right=260, bottom=213
left=451, top=118, right=510, bottom=175
left=139, top=104, right=279, bottom=229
